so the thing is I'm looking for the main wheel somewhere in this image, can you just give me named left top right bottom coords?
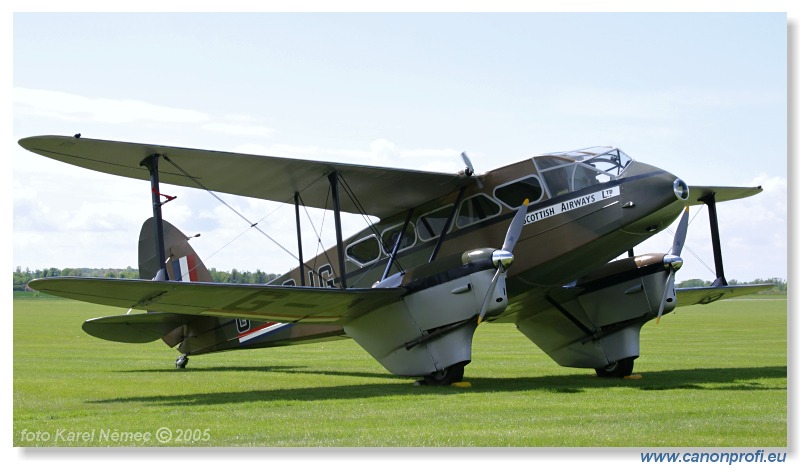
left=595, top=357, right=635, bottom=378
left=175, top=355, right=189, bottom=369
left=420, top=361, right=467, bottom=386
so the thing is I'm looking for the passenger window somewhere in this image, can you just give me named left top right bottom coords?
left=457, top=194, right=502, bottom=228
left=381, top=222, right=416, bottom=253
left=417, top=205, right=454, bottom=241
left=345, top=235, right=382, bottom=267
left=494, top=176, right=544, bottom=209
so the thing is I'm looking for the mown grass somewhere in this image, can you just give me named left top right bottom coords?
left=13, top=295, right=787, bottom=447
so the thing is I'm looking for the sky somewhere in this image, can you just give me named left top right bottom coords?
left=10, top=9, right=788, bottom=284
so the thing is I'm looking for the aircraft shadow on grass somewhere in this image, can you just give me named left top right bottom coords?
left=91, top=365, right=786, bottom=407
left=120, top=365, right=404, bottom=381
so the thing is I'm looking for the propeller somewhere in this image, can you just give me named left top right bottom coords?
left=460, top=152, right=484, bottom=189
left=656, top=207, right=689, bottom=324
left=460, top=152, right=474, bottom=177
left=477, top=199, right=529, bottom=324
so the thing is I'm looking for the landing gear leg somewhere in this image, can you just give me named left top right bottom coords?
left=595, top=357, right=635, bottom=378
left=415, top=361, right=467, bottom=386
left=175, top=355, right=189, bottom=369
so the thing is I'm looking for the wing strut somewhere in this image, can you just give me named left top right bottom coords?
left=699, top=192, right=727, bottom=287
left=294, top=192, right=306, bottom=286
left=328, top=172, right=347, bottom=289
left=140, top=154, right=169, bottom=280
left=429, top=186, right=467, bottom=263
left=381, top=208, right=414, bottom=282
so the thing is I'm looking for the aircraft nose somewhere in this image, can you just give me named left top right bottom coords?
left=619, top=163, right=689, bottom=236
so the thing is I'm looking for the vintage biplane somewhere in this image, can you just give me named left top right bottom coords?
left=21, top=135, right=770, bottom=384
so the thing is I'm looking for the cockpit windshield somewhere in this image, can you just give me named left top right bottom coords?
left=532, top=147, right=633, bottom=197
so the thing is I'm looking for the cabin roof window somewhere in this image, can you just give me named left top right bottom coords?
left=456, top=193, right=502, bottom=228
left=493, top=176, right=544, bottom=209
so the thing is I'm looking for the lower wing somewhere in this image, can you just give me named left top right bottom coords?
left=29, top=277, right=405, bottom=324
left=676, top=284, right=774, bottom=306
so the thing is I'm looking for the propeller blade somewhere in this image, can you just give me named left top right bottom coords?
left=477, top=266, right=503, bottom=324
left=479, top=198, right=529, bottom=325
left=656, top=270, right=675, bottom=325
left=668, top=207, right=690, bottom=257
left=502, top=199, right=529, bottom=253
left=461, top=152, right=474, bottom=177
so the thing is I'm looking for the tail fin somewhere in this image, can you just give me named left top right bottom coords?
left=138, top=218, right=212, bottom=282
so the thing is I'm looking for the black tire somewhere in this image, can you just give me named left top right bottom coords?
left=421, top=361, right=467, bottom=385
left=595, top=357, right=635, bottom=378
left=175, top=355, right=189, bottom=369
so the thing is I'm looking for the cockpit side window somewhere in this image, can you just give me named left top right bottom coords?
left=573, top=163, right=609, bottom=189
left=494, top=176, right=544, bottom=209
left=540, top=166, right=572, bottom=196
left=586, top=149, right=632, bottom=177
left=534, top=156, right=573, bottom=197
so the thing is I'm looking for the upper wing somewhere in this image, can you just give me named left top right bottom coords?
left=676, top=284, right=774, bottom=306
left=29, top=277, right=405, bottom=324
left=19, top=135, right=467, bottom=219
left=686, top=185, right=763, bottom=205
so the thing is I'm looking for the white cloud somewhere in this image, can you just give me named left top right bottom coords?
left=232, top=138, right=461, bottom=172
left=200, top=122, right=276, bottom=138
left=14, top=88, right=210, bottom=124
left=548, top=86, right=774, bottom=122
left=14, top=87, right=277, bottom=140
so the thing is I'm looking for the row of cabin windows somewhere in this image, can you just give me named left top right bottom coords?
left=345, top=190, right=519, bottom=267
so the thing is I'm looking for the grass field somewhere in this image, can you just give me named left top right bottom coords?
left=13, top=294, right=787, bottom=447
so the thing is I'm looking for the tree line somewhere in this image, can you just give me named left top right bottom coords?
left=676, top=278, right=787, bottom=294
left=13, top=266, right=279, bottom=291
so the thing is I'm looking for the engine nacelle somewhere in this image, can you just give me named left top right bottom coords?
left=516, top=253, right=677, bottom=369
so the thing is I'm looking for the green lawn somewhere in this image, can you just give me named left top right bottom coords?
left=13, top=295, right=787, bottom=447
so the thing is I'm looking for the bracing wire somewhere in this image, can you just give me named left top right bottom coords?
left=662, top=205, right=717, bottom=278
left=161, top=155, right=396, bottom=288
left=298, top=191, right=335, bottom=286
left=337, top=173, right=405, bottom=276
left=161, top=155, right=300, bottom=262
